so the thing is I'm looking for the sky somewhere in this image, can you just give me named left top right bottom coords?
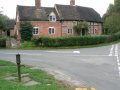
left=0, top=0, right=114, bottom=19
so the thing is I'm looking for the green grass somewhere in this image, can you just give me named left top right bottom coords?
left=0, top=60, right=71, bottom=90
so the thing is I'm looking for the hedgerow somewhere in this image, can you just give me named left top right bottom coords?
left=32, top=32, right=120, bottom=47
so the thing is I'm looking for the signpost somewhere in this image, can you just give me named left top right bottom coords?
left=16, top=54, right=21, bottom=82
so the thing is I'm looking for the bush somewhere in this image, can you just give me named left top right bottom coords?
left=32, top=31, right=120, bottom=47
left=33, top=35, right=110, bottom=47
left=20, top=41, right=35, bottom=48
left=0, top=38, right=6, bottom=48
left=20, top=21, right=33, bottom=41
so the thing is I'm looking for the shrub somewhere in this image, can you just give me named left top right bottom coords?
left=0, top=38, right=6, bottom=48
left=20, top=41, right=35, bottom=48
left=33, top=35, right=109, bottom=47
left=20, top=21, right=33, bottom=41
left=41, top=37, right=58, bottom=47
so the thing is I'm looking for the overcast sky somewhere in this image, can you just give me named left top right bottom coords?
left=0, top=0, right=114, bottom=19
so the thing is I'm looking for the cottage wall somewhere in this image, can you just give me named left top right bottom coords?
left=61, top=21, right=75, bottom=36
left=31, top=21, right=62, bottom=38
left=89, top=22, right=102, bottom=35
left=10, top=29, right=15, bottom=36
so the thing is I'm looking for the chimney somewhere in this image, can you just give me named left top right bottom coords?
left=35, top=0, right=41, bottom=9
left=70, top=0, right=75, bottom=6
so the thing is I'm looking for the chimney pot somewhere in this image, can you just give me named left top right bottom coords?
left=70, top=0, right=75, bottom=6
left=35, top=0, right=41, bottom=9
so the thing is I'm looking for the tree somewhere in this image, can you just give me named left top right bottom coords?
left=103, top=0, right=120, bottom=34
left=114, top=0, right=120, bottom=12
left=104, top=13, right=120, bottom=34
left=0, top=12, right=9, bottom=37
left=20, top=21, right=33, bottom=41
left=0, top=14, right=8, bottom=29
left=74, top=21, right=88, bottom=36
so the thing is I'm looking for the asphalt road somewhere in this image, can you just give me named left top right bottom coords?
left=0, top=44, right=120, bottom=90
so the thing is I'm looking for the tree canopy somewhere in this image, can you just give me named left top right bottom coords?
left=0, top=12, right=9, bottom=30
left=103, top=0, right=120, bottom=34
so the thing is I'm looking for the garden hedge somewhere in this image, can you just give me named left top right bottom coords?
left=32, top=32, right=120, bottom=47
left=0, top=38, right=6, bottom=48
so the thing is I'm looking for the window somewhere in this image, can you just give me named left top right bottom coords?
left=33, top=27, right=39, bottom=35
left=68, top=29, right=73, bottom=33
left=73, top=21, right=77, bottom=26
left=49, top=16, right=53, bottom=21
left=49, top=12, right=56, bottom=22
left=48, top=27, right=55, bottom=34
left=49, top=15, right=56, bottom=21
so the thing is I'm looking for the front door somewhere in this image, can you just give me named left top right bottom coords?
left=81, top=29, right=86, bottom=36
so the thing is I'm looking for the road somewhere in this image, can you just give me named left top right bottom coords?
left=0, top=44, right=120, bottom=90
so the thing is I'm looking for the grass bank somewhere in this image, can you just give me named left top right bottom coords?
left=0, top=60, right=71, bottom=90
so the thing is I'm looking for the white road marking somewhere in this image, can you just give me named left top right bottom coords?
left=65, top=55, right=110, bottom=57
left=114, top=44, right=120, bottom=77
left=73, top=51, right=80, bottom=54
left=46, top=51, right=80, bottom=54
left=109, top=45, right=114, bottom=56
left=115, top=44, right=118, bottom=56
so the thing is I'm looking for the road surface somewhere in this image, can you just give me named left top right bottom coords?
left=0, top=44, right=120, bottom=90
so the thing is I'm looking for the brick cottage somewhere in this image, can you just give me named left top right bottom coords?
left=15, top=0, right=103, bottom=39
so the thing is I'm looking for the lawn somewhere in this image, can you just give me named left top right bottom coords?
left=0, top=60, right=71, bottom=90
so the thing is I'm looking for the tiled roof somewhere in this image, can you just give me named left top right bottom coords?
left=18, top=5, right=59, bottom=21
left=55, top=4, right=102, bottom=22
left=5, top=19, right=15, bottom=30
left=17, top=4, right=102, bottom=22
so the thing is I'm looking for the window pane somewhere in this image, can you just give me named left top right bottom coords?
left=49, top=28, right=51, bottom=34
left=33, top=27, right=39, bottom=34
left=49, top=16, right=52, bottom=21
left=48, top=27, right=55, bottom=34
left=52, top=28, right=54, bottom=33
left=68, top=29, right=72, bottom=33
left=49, top=15, right=56, bottom=21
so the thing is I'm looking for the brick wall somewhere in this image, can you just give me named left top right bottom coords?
left=31, top=21, right=62, bottom=38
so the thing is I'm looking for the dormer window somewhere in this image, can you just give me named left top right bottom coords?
left=49, top=12, right=56, bottom=22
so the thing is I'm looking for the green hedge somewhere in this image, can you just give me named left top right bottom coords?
left=33, top=35, right=110, bottom=47
left=32, top=32, right=120, bottom=47
left=0, top=38, right=6, bottom=48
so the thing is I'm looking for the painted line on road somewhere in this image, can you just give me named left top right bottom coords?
left=109, top=45, right=114, bottom=56
left=114, top=44, right=120, bottom=76
left=46, top=51, right=80, bottom=54
left=65, top=55, right=111, bottom=57
left=73, top=51, right=80, bottom=54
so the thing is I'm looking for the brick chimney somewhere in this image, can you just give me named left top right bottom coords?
left=70, top=0, right=75, bottom=6
left=35, top=0, right=41, bottom=9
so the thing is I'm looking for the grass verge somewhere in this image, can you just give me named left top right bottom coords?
left=0, top=60, right=71, bottom=90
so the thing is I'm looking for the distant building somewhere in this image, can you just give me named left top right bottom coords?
left=1, top=19, right=15, bottom=37
left=15, top=0, right=102, bottom=39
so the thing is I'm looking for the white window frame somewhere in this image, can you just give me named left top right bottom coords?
left=33, top=27, right=39, bottom=35
left=48, top=27, right=55, bottom=34
left=49, top=12, right=56, bottom=22
left=68, top=29, right=73, bottom=33
left=73, top=21, right=77, bottom=26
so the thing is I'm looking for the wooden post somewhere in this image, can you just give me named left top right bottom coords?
left=16, top=54, right=21, bottom=82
